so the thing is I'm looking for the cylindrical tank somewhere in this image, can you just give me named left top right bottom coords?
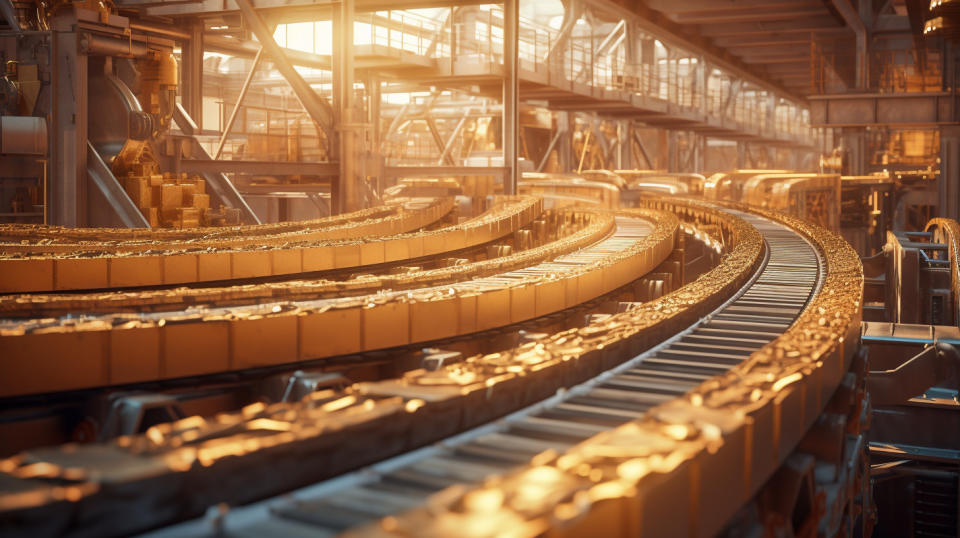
left=158, top=52, right=178, bottom=87
left=0, top=116, right=47, bottom=155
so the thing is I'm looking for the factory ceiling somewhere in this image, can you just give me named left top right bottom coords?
left=634, top=0, right=920, bottom=96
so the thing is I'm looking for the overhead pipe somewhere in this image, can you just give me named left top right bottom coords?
left=80, top=34, right=151, bottom=57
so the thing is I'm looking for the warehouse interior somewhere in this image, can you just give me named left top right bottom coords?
left=0, top=0, right=958, bottom=536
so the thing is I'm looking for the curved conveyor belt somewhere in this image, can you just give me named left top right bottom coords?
left=147, top=209, right=822, bottom=537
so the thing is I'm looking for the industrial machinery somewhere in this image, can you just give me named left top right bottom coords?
left=1, top=0, right=960, bottom=537
left=0, top=0, right=258, bottom=228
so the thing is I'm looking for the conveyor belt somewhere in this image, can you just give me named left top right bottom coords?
left=0, top=199, right=862, bottom=538
left=0, top=202, right=408, bottom=251
left=0, top=210, right=612, bottom=317
left=0, top=197, right=538, bottom=293
left=145, top=210, right=822, bottom=537
left=0, top=211, right=675, bottom=397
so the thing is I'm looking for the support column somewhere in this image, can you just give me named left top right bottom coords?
left=234, top=0, right=335, bottom=181
left=694, top=135, right=706, bottom=173
left=940, top=126, right=960, bottom=221
left=667, top=131, right=679, bottom=172
left=181, top=21, right=204, bottom=130
left=696, top=57, right=707, bottom=115
left=840, top=127, right=866, bottom=175
left=736, top=141, right=747, bottom=169
left=367, top=73, right=383, bottom=200
left=50, top=26, right=86, bottom=226
left=333, top=0, right=358, bottom=213
left=766, top=146, right=777, bottom=169
left=830, top=0, right=868, bottom=89
left=765, top=93, right=776, bottom=137
left=617, top=120, right=630, bottom=170
left=502, top=0, right=519, bottom=194
left=556, top=111, right=572, bottom=172
left=214, top=48, right=262, bottom=159
left=657, top=129, right=668, bottom=170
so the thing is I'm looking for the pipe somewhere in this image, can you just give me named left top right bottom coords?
left=0, top=116, right=47, bottom=154
left=80, top=34, right=150, bottom=57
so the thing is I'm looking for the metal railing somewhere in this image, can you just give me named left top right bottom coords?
left=268, top=8, right=822, bottom=150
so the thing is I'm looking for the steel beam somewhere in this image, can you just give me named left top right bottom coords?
left=141, top=0, right=491, bottom=18
left=830, top=0, right=868, bottom=88
left=424, top=117, right=449, bottom=162
left=438, top=109, right=469, bottom=166
left=213, top=47, right=264, bottom=160
left=557, top=111, right=572, bottom=172
left=596, top=19, right=626, bottom=57
left=179, top=159, right=338, bottom=176
left=940, top=126, right=960, bottom=221
left=809, top=92, right=955, bottom=127
left=632, top=131, right=654, bottom=169
left=384, top=166, right=506, bottom=178
left=698, top=17, right=845, bottom=37
left=234, top=0, right=334, bottom=140
left=537, top=126, right=564, bottom=172
left=172, top=104, right=262, bottom=224
left=673, top=6, right=828, bottom=25
left=86, top=143, right=151, bottom=228
left=721, top=79, right=742, bottom=117
left=617, top=120, right=630, bottom=169
left=502, top=0, right=519, bottom=194
left=547, top=0, right=584, bottom=64
left=205, top=35, right=329, bottom=70
left=590, top=0, right=810, bottom=101
left=50, top=26, right=86, bottom=226
left=0, top=0, right=20, bottom=31
left=181, top=21, right=204, bottom=130
left=366, top=73, right=383, bottom=200
left=333, top=0, right=359, bottom=213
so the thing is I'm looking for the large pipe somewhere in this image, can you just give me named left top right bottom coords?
left=0, top=116, right=47, bottom=154
left=79, top=33, right=150, bottom=57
